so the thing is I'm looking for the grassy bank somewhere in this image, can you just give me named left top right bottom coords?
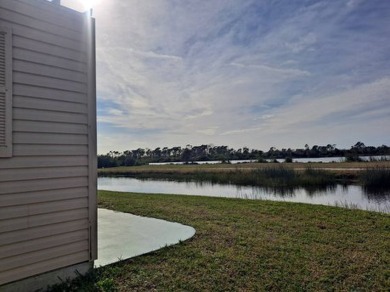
left=50, top=191, right=390, bottom=291
left=138, top=167, right=338, bottom=189
left=98, top=161, right=390, bottom=188
left=98, top=161, right=390, bottom=175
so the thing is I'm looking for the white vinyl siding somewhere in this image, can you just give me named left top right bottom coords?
left=0, top=0, right=96, bottom=286
left=0, top=26, right=12, bottom=157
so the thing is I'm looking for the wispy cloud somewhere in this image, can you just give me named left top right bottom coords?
left=89, top=0, right=390, bottom=153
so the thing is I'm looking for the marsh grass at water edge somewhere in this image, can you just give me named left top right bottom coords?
left=360, top=167, right=390, bottom=188
left=99, top=165, right=390, bottom=190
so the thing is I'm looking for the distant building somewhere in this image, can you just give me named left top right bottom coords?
left=0, top=0, right=97, bottom=289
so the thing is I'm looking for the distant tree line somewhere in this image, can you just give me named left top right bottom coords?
left=98, top=142, right=390, bottom=168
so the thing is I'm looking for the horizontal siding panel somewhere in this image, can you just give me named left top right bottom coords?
left=0, top=7, right=87, bottom=51
left=14, top=72, right=87, bottom=93
left=12, top=26, right=86, bottom=57
left=0, top=250, right=89, bottom=286
left=0, top=229, right=89, bottom=260
left=0, top=208, right=88, bottom=233
left=13, top=144, right=88, bottom=156
left=0, top=177, right=88, bottom=195
left=14, top=84, right=87, bottom=103
left=14, top=108, right=88, bottom=124
left=0, top=219, right=89, bottom=246
left=0, top=166, right=88, bottom=182
left=14, top=48, right=86, bottom=73
left=0, top=156, right=88, bottom=169
left=3, top=14, right=87, bottom=54
left=13, top=35, right=86, bottom=63
left=0, top=4, right=86, bottom=43
left=13, top=132, right=88, bottom=145
left=14, top=96, right=87, bottom=113
left=0, top=240, right=88, bottom=272
left=22, top=0, right=86, bottom=23
left=0, top=198, right=89, bottom=220
left=14, top=120, right=88, bottom=134
left=0, top=187, right=88, bottom=207
left=0, top=0, right=84, bottom=33
left=14, top=60, right=87, bottom=83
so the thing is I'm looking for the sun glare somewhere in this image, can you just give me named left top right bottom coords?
left=79, top=0, right=101, bottom=10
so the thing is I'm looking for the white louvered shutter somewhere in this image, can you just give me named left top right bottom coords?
left=0, top=26, right=12, bottom=157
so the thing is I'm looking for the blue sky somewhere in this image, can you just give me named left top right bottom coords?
left=65, top=0, right=390, bottom=154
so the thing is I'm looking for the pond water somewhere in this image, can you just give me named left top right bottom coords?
left=98, top=177, right=390, bottom=213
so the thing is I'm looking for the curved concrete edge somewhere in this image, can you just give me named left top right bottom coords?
left=95, top=208, right=195, bottom=267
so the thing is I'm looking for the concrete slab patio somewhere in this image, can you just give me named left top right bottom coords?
left=95, top=208, right=196, bottom=267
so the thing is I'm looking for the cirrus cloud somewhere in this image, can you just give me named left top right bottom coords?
left=62, top=0, right=390, bottom=153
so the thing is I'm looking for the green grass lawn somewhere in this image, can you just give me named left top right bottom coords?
left=51, top=191, right=389, bottom=291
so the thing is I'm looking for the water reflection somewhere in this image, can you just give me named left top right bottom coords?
left=98, top=177, right=390, bottom=213
left=235, top=185, right=338, bottom=198
left=363, top=187, right=390, bottom=203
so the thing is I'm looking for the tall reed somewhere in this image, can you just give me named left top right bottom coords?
left=360, top=167, right=390, bottom=188
left=189, top=166, right=337, bottom=189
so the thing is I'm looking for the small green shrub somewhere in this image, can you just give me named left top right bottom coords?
left=95, top=277, right=118, bottom=292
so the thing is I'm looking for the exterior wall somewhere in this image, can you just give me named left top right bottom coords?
left=0, top=0, right=96, bottom=286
